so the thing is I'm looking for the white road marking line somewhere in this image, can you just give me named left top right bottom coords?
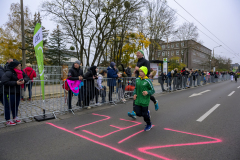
left=228, top=91, right=235, bottom=96
left=237, top=86, right=240, bottom=89
left=197, top=104, right=221, bottom=122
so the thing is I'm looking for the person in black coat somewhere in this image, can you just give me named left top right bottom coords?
left=67, top=60, right=84, bottom=109
left=1, top=60, right=29, bottom=125
left=160, top=72, right=166, bottom=91
left=126, top=66, right=132, bottom=77
left=0, top=65, right=5, bottom=107
left=83, top=66, right=98, bottom=108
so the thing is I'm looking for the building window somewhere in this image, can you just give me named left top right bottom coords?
left=167, top=51, right=170, bottom=56
left=181, top=50, right=184, bottom=55
left=171, top=51, right=174, bottom=56
left=176, top=43, right=179, bottom=47
left=181, top=42, right=185, bottom=47
left=176, top=50, right=179, bottom=55
left=181, top=59, right=183, bottom=63
left=162, top=45, right=165, bottom=49
left=168, top=44, right=170, bottom=48
left=158, top=51, right=161, bottom=57
left=176, top=59, right=179, bottom=63
left=162, top=51, right=165, bottom=56
left=171, top=44, right=174, bottom=48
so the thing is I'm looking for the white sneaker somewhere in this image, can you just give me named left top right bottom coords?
left=87, top=106, right=91, bottom=109
left=95, top=103, right=101, bottom=106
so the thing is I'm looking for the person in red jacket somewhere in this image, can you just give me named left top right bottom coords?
left=23, top=63, right=37, bottom=100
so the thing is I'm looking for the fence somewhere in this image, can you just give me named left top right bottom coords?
left=0, top=74, right=231, bottom=125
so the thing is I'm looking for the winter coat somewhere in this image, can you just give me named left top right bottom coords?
left=4, top=62, right=9, bottom=71
left=1, top=68, right=29, bottom=95
left=125, top=67, right=132, bottom=77
left=23, top=67, right=37, bottom=81
left=181, top=69, right=186, bottom=76
left=107, top=66, right=118, bottom=86
left=0, top=66, right=5, bottom=96
left=133, top=77, right=155, bottom=107
left=83, top=66, right=97, bottom=98
left=160, top=72, right=167, bottom=82
left=192, top=72, right=198, bottom=81
left=136, top=57, right=150, bottom=77
left=67, top=64, right=84, bottom=80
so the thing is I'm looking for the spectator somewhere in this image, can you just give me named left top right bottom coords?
left=125, top=66, right=132, bottom=77
left=166, top=70, right=173, bottom=91
left=84, top=66, right=98, bottom=108
left=97, top=70, right=107, bottom=103
left=107, top=62, right=120, bottom=103
left=181, top=67, right=187, bottom=89
left=0, top=65, right=7, bottom=121
left=23, top=63, right=37, bottom=101
left=186, top=68, right=190, bottom=88
left=4, top=59, right=13, bottom=71
left=117, top=64, right=127, bottom=102
left=1, top=60, right=29, bottom=125
left=234, top=72, right=238, bottom=83
left=197, top=69, right=202, bottom=86
left=67, top=60, right=84, bottom=109
left=173, top=68, right=178, bottom=91
left=192, top=69, right=198, bottom=87
left=160, top=72, right=166, bottom=92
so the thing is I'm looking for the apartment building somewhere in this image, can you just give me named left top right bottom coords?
left=149, top=40, right=212, bottom=70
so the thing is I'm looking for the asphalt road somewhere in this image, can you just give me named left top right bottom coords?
left=0, top=80, right=240, bottom=160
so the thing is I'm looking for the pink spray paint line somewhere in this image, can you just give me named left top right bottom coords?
left=118, top=125, right=155, bottom=144
left=138, top=128, right=222, bottom=160
left=47, top=122, right=145, bottom=160
left=74, top=113, right=110, bottom=129
left=82, top=118, right=142, bottom=138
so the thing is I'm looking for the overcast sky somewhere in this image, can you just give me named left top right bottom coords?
left=0, top=0, right=240, bottom=63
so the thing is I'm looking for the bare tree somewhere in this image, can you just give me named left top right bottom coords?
left=42, top=0, right=145, bottom=66
left=145, top=0, right=177, bottom=60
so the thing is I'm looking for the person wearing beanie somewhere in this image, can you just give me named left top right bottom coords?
left=23, top=63, right=37, bottom=101
left=1, top=60, right=29, bottom=126
left=67, top=60, right=84, bottom=109
left=128, top=66, right=155, bottom=131
left=107, top=62, right=121, bottom=103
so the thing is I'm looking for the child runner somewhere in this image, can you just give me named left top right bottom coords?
left=129, top=66, right=155, bottom=131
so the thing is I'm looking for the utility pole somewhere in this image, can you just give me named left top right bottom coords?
left=21, top=0, right=26, bottom=69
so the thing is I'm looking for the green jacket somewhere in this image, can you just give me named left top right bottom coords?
left=133, top=77, right=155, bottom=107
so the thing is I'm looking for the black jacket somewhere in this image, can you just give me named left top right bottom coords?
left=126, top=67, right=132, bottom=77
left=0, top=66, right=5, bottom=96
left=67, top=64, right=83, bottom=80
left=136, top=57, right=150, bottom=77
left=83, top=66, right=97, bottom=98
left=160, top=72, right=167, bottom=81
left=1, top=68, right=29, bottom=94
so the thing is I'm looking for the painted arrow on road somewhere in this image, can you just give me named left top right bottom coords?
left=189, top=90, right=211, bottom=97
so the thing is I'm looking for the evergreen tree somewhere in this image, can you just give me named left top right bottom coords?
left=25, top=12, right=49, bottom=64
left=46, top=25, right=69, bottom=65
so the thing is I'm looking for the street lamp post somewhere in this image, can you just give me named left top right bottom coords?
left=211, top=45, right=222, bottom=71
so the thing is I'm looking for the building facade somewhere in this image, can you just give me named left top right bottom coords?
left=149, top=40, right=212, bottom=70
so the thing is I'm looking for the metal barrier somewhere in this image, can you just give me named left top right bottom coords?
left=0, top=74, right=231, bottom=124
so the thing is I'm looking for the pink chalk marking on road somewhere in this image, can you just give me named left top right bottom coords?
left=74, top=113, right=110, bottom=129
left=138, top=128, right=222, bottom=160
left=82, top=118, right=142, bottom=138
left=47, top=122, right=145, bottom=160
left=118, top=125, right=155, bottom=144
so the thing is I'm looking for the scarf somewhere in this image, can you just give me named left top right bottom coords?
left=14, top=68, right=24, bottom=88
left=139, top=76, right=148, bottom=80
